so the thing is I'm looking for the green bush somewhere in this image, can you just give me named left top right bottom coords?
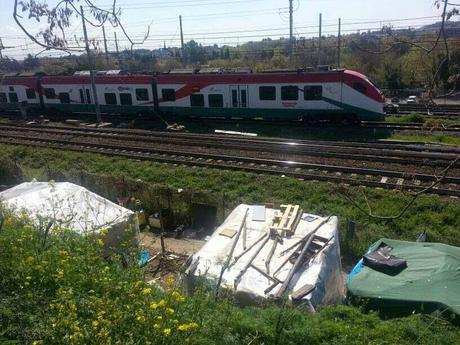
left=398, top=113, right=426, bottom=123
left=0, top=213, right=459, bottom=344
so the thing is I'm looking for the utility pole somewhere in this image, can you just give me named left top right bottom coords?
left=179, top=15, right=186, bottom=68
left=318, top=13, right=322, bottom=67
left=114, top=31, right=121, bottom=68
left=289, top=0, right=294, bottom=66
left=81, top=5, right=102, bottom=123
left=337, top=18, right=341, bottom=68
left=102, top=26, right=109, bottom=66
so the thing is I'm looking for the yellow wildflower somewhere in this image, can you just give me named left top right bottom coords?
left=178, top=322, right=199, bottom=332
left=56, top=270, right=64, bottom=279
left=163, top=328, right=171, bottom=336
left=150, top=302, right=158, bottom=310
left=165, top=276, right=175, bottom=288
left=153, top=323, right=160, bottom=329
left=158, top=299, right=166, bottom=307
left=141, top=288, right=152, bottom=295
left=92, top=320, right=99, bottom=329
left=171, top=291, right=185, bottom=302
left=26, top=256, right=34, bottom=263
left=166, top=308, right=174, bottom=315
left=97, top=239, right=104, bottom=247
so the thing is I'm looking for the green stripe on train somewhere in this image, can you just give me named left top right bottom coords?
left=0, top=102, right=384, bottom=121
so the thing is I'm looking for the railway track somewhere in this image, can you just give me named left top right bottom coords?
left=361, top=121, right=460, bottom=132
left=0, top=123, right=459, bottom=197
left=0, top=123, right=459, bottom=166
left=391, top=104, right=460, bottom=118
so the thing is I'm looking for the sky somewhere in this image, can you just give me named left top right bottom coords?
left=0, top=0, right=448, bottom=59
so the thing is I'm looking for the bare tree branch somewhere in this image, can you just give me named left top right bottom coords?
left=13, top=0, right=150, bottom=54
left=13, top=0, right=82, bottom=52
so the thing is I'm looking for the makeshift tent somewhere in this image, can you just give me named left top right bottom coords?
left=347, top=238, right=460, bottom=315
left=0, top=181, right=138, bottom=248
left=184, top=204, right=344, bottom=309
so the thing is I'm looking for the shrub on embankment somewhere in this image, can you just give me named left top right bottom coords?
left=0, top=213, right=459, bottom=345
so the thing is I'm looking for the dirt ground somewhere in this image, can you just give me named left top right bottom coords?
left=138, top=232, right=206, bottom=256
left=137, top=232, right=206, bottom=286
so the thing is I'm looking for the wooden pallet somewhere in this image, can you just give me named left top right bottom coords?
left=269, top=204, right=302, bottom=237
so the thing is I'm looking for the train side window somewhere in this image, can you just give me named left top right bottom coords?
left=304, top=86, right=323, bottom=101
left=259, top=86, right=276, bottom=100
left=208, top=94, right=223, bottom=108
left=136, top=88, right=149, bottom=101
left=8, top=93, right=18, bottom=103
left=281, top=86, right=298, bottom=101
left=9, top=86, right=14, bottom=92
left=104, top=93, right=117, bottom=105
left=26, top=88, right=36, bottom=99
left=44, top=88, right=56, bottom=99
left=120, top=93, right=133, bottom=105
left=59, top=92, right=70, bottom=104
left=79, top=89, right=85, bottom=103
left=353, top=82, right=367, bottom=95
left=0, top=93, right=7, bottom=103
left=190, top=94, right=204, bottom=107
left=162, top=88, right=176, bottom=102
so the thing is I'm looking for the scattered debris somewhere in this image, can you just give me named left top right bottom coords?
left=215, top=129, right=258, bottom=137
left=184, top=204, right=344, bottom=308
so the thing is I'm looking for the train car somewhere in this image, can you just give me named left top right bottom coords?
left=0, top=68, right=384, bottom=122
left=40, top=73, right=157, bottom=114
left=155, top=69, right=384, bottom=121
left=0, top=75, right=41, bottom=112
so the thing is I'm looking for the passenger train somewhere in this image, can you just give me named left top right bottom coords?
left=0, top=68, right=384, bottom=122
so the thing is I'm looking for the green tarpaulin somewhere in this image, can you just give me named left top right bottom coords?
left=347, top=238, right=460, bottom=315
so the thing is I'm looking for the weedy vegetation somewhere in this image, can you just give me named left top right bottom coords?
left=0, top=210, right=459, bottom=345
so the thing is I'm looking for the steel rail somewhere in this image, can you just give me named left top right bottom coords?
left=0, top=124, right=459, bottom=166
left=1, top=133, right=459, bottom=197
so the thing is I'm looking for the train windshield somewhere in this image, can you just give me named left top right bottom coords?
left=367, top=78, right=383, bottom=94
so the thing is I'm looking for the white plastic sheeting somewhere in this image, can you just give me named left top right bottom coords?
left=185, top=204, right=344, bottom=309
left=0, top=182, right=137, bottom=245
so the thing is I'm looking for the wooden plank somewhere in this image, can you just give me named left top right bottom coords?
left=291, top=284, right=316, bottom=301
left=220, top=228, right=237, bottom=238
left=279, top=204, right=293, bottom=229
left=283, top=205, right=300, bottom=232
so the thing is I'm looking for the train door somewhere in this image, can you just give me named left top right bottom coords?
left=229, top=85, right=248, bottom=111
left=79, top=87, right=92, bottom=105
